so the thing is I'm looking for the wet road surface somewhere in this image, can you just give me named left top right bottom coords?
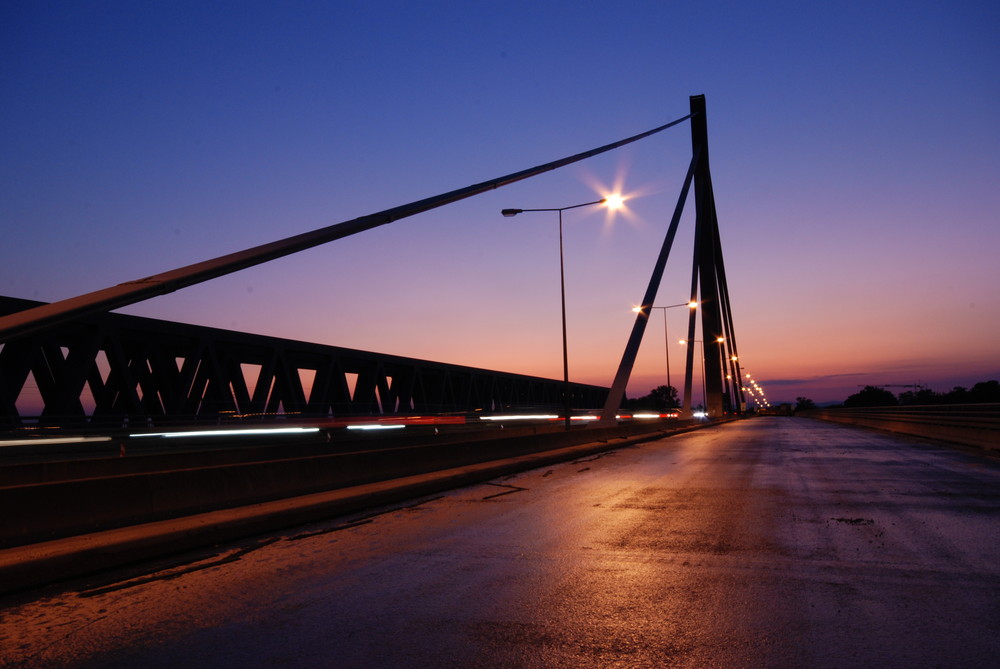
left=2, top=417, right=999, bottom=668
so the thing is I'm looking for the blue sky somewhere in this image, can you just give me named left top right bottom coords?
left=3, top=1, right=999, bottom=404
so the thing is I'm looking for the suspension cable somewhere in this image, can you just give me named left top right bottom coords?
left=0, top=113, right=694, bottom=342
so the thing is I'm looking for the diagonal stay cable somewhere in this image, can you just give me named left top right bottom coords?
left=0, top=113, right=694, bottom=343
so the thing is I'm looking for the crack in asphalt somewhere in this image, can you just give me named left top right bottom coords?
left=287, top=495, right=446, bottom=541
left=481, top=483, right=528, bottom=500
left=77, top=538, right=281, bottom=598
left=75, top=495, right=449, bottom=596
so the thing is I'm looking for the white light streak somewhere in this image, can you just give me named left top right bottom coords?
left=478, top=414, right=559, bottom=421
left=132, top=427, right=321, bottom=438
left=0, top=436, right=113, bottom=447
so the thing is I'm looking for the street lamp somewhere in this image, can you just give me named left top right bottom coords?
left=502, top=197, right=611, bottom=430
left=678, top=337, right=725, bottom=414
left=632, top=301, right=697, bottom=390
left=741, top=371, right=770, bottom=410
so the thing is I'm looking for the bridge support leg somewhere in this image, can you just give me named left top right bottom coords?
left=598, top=95, right=742, bottom=423
left=689, top=94, right=744, bottom=417
left=598, top=150, right=699, bottom=423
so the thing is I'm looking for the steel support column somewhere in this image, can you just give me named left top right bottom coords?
left=690, top=94, right=727, bottom=417
left=598, top=151, right=698, bottom=423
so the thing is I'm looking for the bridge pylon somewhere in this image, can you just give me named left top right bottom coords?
left=601, top=95, right=745, bottom=422
left=686, top=94, right=745, bottom=416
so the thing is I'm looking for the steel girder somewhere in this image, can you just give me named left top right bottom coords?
left=0, top=296, right=608, bottom=428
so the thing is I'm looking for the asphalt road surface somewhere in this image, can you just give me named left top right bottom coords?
left=2, top=417, right=999, bottom=668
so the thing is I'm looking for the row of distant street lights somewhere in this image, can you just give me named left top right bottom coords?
left=744, top=373, right=770, bottom=409
left=501, top=195, right=752, bottom=427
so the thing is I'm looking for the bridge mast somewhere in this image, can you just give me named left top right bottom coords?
left=688, top=94, right=745, bottom=416
left=601, top=94, right=745, bottom=422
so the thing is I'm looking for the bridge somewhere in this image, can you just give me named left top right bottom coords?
left=1, top=96, right=998, bottom=666
left=0, top=95, right=742, bottom=429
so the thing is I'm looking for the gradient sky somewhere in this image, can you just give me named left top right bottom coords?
left=3, top=1, right=998, bottom=406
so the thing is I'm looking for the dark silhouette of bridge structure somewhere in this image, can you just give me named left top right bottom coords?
left=0, top=295, right=609, bottom=428
left=0, top=95, right=745, bottom=429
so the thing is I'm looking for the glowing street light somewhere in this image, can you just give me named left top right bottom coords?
left=604, top=193, right=625, bottom=210
left=632, top=301, right=697, bottom=390
left=740, top=370, right=770, bottom=410
left=678, top=336, right=726, bottom=413
left=678, top=337, right=724, bottom=345
left=502, top=197, right=616, bottom=430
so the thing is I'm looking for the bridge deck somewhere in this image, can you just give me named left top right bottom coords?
left=3, top=417, right=999, bottom=667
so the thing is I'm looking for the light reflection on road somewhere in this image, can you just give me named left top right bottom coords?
left=2, top=418, right=999, bottom=668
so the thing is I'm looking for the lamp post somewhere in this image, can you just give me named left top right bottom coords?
left=678, top=336, right=724, bottom=415
left=502, top=198, right=609, bottom=430
left=632, top=301, right=697, bottom=391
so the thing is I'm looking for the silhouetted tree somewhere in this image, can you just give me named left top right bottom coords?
left=623, top=385, right=680, bottom=410
left=943, top=386, right=969, bottom=404
left=898, top=388, right=941, bottom=405
left=795, top=396, right=816, bottom=411
left=844, top=381, right=1000, bottom=407
left=844, top=386, right=898, bottom=407
left=969, top=380, right=1000, bottom=403
left=933, top=382, right=998, bottom=405
left=648, top=385, right=680, bottom=409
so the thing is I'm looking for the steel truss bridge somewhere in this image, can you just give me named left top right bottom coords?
left=0, top=296, right=607, bottom=428
left=0, top=95, right=745, bottom=429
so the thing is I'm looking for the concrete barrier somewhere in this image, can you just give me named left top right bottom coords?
left=0, top=419, right=723, bottom=549
left=808, top=404, right=1000, bottom=451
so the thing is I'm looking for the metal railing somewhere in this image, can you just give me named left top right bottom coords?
left=808, top=403, right=1000, bottom=451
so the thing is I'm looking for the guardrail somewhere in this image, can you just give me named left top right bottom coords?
left=807, top=404, right=1000, bottom=451
left=0, top=418, right=730, bottom=550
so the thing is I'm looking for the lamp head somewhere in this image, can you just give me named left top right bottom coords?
left=501, top=209, right=522, bottom=217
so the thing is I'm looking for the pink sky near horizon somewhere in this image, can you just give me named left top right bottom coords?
left=2, top=2, right=998, bottom=410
